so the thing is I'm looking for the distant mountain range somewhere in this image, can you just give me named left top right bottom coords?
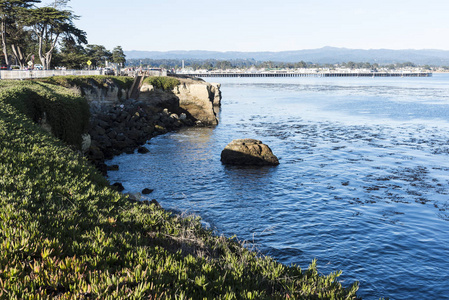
left=124, top=47, right=449, bottom=66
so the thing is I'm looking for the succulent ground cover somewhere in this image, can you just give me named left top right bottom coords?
left=0, top=80, right=90, bottom=149
left=35, top=75, right=135, bottom=92
left=0, top=78, right=360, bottom=299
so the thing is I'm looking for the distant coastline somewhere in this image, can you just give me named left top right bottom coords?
left=125, top=47, right=449, bottom=66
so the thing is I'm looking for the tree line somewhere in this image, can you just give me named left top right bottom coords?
left=0, top=0, right=125, bottom=70
left=127, top=58, right=438, bottom=71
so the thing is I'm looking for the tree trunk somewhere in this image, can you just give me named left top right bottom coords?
left=37, top=34, right=45, bottom=69
left=43, top=33, right=59, bottom=70
left=1, top=19, right=9, bottom=66
left=11, top=43, right=28, bottom=69
left=45, top=51, right=51, bottom=70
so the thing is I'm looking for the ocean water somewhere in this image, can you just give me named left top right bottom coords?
left=107, top=74, right=449, bottom=299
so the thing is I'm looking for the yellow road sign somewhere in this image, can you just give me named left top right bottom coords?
left=87, top=60, right=92, bottom=66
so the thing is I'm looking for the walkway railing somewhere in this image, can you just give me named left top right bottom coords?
left=0, top=69, right=101, bottom=80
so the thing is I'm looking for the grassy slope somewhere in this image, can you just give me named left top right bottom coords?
left=0, top=80, right=90, bottom=149
left=0, top=78, right=360, bottom=299
left=35, top=75, right=135, bottom=91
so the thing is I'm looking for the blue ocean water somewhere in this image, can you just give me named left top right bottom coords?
left=107, top=74, right=449, bottom=299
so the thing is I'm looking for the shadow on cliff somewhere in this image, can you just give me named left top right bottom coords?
left=137, top=87, right=217, bottom=126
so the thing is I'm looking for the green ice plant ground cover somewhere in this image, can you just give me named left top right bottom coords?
left=34, top=75, right=135, bottom=92
left=0, top=79, right=360, bottom=299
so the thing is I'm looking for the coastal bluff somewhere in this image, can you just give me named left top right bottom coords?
left=80, top=76, right=221, bottom=125
left=30, top=75, right=222, bottom=172
left=79, top=76, right=222, bottom=171
left=139, top=77, right=221, bottom=125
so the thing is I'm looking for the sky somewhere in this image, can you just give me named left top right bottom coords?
left=46, top=0, right=449, bottom=52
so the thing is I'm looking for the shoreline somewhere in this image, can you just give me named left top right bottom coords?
left=0, top=76, right=361, bottom=299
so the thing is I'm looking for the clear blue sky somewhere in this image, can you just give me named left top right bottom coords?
left=50, top=0, right=449, bottom=52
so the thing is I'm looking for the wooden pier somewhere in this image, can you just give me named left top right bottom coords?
left=182, top=72, right=432, bottom=78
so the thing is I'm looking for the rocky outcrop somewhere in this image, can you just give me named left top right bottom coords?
left=221, top=139, right=279, bottom=166
left=87, top=99, right=194, bottom=173
left=139, top=77, right=222, bottom=126
left=173, top=82, right=217, bottom=125
left=210, top=83, right=222, bottom=107
left=80, top=75, right=222, bottom=172
left=137, top=85, right=180, bottom=113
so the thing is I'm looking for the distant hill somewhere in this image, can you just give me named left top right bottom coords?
left=124, top=47, right=449, bottom=66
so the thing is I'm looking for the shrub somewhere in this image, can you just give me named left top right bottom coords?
left=143, top=76, right=180, bottom=91
left=0, top=80, right=89, bottom=149
left=36, top=75, right=134, bottom=92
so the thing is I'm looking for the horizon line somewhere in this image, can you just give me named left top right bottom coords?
left=124, top=47, right=449, bottom=53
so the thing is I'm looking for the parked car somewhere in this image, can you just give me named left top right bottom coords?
left=10, top=65, right=21, bottom=70
left=103, top=67, right=114, bottom=75
left=0, top=64, right=7, bottom=70
left=34, top=64, right=43, bottom=70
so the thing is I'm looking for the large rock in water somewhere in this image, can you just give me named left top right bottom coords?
left=221, top=139, right=279, bottom=166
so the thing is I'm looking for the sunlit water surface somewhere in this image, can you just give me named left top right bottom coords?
left=107, top=74, right=449, bottom=299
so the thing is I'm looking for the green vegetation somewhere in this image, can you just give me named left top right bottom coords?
left=0, top=79, right=360, bottom=299
left=0, top=80, right=89, bottom=149
left=55, top=42, right=127, bottom=70
left=35, top=75, right=134, bottom=101
left=112, top=46, right=126, bottom=65
left=129, top=57, right=445, bottom=72
left=143, top=76, right=181, bottom=91
left=0, top=1, right=126, bottom=70
left=35, top=75, right=134, bottom=91
left=1, top=0, right=87, bottom=70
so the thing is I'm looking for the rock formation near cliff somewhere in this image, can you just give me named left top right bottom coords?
left=79, top=80, right=129, bottom=111
left=139, top=77, right=221, bottom=126
left=78, top=75, right=221, bottom=172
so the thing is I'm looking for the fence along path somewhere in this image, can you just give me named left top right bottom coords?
left=0, top=70, right=101, bottom=80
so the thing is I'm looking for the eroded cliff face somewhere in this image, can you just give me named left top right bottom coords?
left=79, top=76, right=222, bottom=172
left=81, top=84, right=128, bottom=111
left=172, top=80, right=219, bottom=125
left=210, top=83, right=222, bottom=107
left=139, top=78, right=222, bottom=126
left=78, top=76, right=222, bottom=126
left=137, top=84, right=179, bottom=113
